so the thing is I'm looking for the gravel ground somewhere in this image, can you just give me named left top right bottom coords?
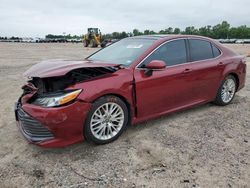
left=0, top=43, right=249, bottom=188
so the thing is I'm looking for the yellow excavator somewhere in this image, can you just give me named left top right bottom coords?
left=83, top=28, right=103, bottom=48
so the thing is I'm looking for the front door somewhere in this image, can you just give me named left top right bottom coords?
left=134, top=39, right=197, bottom=118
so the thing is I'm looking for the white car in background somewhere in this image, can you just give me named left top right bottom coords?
left=235, top=39, right=244, bottom=44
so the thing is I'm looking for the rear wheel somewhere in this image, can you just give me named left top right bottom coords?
left=214, top=75, right=236, bottom=106
left=84, top=96, right=129, bottom=144
left=89, top=39, right=97, bottom=48
left=101, top=40, right=107, bottom=48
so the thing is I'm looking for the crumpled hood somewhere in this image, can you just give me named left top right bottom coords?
left=24, top=59, right=120, bottom=78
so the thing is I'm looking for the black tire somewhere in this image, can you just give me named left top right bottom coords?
left=84, top=96, right=129, bottom=144
left=101, top=41, right=107, bottom=48
left=214, top=75, right=237, bottom=106
left=90, top=39, right=97, bottom=48
left=83, top=40, right=89, bottom=47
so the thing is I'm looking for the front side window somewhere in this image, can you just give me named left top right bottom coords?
left=140, top=39, right=187, bottom=67
left=189, top=39, right=214, bottom=61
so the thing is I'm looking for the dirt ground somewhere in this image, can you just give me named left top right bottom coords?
left=0, top=43, right=249, bottom=188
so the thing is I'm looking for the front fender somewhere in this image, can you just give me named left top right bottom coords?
left=68, top=68, right=135, bottom=108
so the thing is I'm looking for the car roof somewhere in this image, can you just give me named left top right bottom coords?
left=130, top=35, right=173, bottom=40
left=129, top=34, right=214, bottom=41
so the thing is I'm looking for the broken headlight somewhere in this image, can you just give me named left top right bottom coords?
left=32, top=89, right=82, bottom=107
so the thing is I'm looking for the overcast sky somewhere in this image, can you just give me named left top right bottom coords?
left=0, top=0, right=250, bottom=37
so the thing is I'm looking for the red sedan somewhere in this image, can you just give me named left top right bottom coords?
left=15, top=35, right=247, bottom=147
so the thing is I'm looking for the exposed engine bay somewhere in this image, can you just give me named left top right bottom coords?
left=22, top=66, right=119, bottom=95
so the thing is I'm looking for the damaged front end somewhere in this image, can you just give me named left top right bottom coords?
left=27, top=66, right=119, bottom=94
left=21, top=65, right=120, bottom=106
left=15, top=62, right=121, bottom=146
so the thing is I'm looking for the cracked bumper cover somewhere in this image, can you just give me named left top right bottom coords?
left=15, top=100, right=92, bottom=148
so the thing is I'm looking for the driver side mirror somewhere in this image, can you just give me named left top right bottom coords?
left=144, top=60, right=166, bottom=76
left=145, top=60, right=166, bottom=70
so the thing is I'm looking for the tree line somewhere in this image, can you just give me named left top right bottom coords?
left=103, top=21, right=250, bottom=40
left=1, top=21, right=250, bottom=41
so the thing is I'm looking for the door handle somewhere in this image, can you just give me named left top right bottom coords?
left=182, top=68, right=192, bottom=73
left=217, top=62, right=224, bottom=66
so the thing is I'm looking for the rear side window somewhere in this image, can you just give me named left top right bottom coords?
left=212, top=44, right=221, bottom=57
left=189, top=39, right=213, bottom=61
left=141, top=39, right=187, bottom=67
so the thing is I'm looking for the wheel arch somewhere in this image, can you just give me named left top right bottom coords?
left=226, top=72, right=240, bottom=91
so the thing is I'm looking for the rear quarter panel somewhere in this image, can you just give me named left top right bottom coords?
left=222, top=55, right=246, bottom=90
left=210, top=41, right=246, bottom=92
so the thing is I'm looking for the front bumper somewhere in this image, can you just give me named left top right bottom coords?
left=15, top=100, right=92, bottom=148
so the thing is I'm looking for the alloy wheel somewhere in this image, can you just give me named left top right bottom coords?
left=90, top=102, right=125, bottom=140
left=221, top=78, right=236, bottom=103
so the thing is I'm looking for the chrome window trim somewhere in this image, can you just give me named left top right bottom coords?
left=135, top=37, right=223, bottom=69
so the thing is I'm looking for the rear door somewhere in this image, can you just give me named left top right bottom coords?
left=187, top=38, right=224, bottom=100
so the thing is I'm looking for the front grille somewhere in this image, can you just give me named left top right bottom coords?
left=17, top=106, right=54, bottom=142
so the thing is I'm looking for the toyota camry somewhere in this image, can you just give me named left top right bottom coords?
left=15, top=35, right=247, bottom=147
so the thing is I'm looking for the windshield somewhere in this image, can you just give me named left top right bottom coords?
left=88, top=38, right=156, bottom=66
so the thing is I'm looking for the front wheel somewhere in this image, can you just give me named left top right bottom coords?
left=83, top=40, right=89, bottom=47
left=84, top=96, right=129, bottom=144
left=214, top=75, right=237, bottom=106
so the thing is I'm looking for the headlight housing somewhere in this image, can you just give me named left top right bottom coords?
left=32, top=89, right=82, bottom=107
